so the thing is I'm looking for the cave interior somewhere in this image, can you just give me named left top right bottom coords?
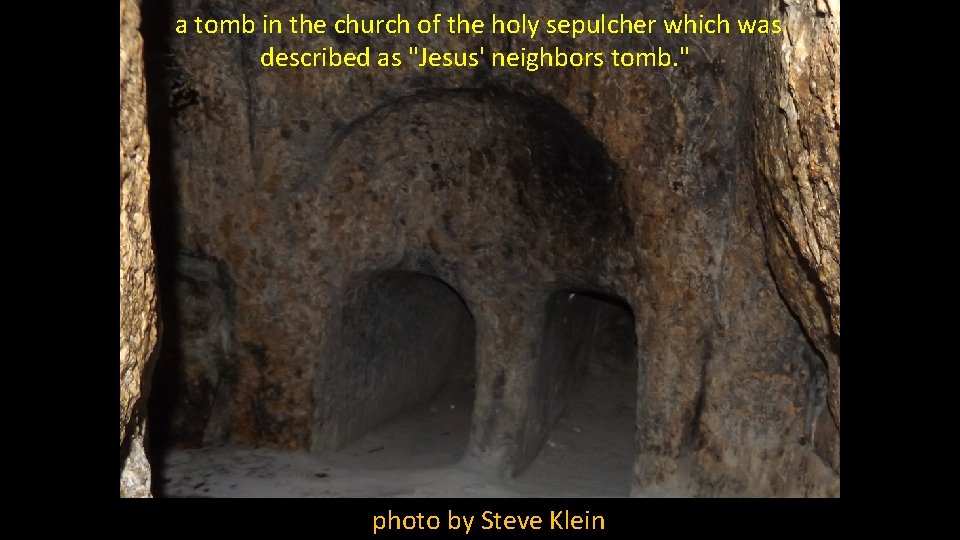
left=127, top=0, right=840, bottom=498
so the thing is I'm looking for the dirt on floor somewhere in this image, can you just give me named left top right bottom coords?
left=156, top=361, right=639, bottom=498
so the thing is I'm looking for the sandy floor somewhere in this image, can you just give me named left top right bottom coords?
left=157, top=363, right=637, bottom=498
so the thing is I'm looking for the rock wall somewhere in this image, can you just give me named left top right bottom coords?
left=145, top=0, right=840, bottom=496
left=747, top=0, right=840, bottom=472
left=120, top=0, right=159, bottom=498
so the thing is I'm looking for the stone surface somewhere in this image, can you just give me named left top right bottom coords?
left=747, top=0, right=840, bottom=470
left=120, top=0, right=159, bottom=497
left=314, top=271, right=476, bottom=451
left=144, top=0, right=840, bottom=495
left=148, top=253, right=235, bottom=448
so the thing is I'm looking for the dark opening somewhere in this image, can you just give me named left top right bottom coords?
left=516, top=290, right=638, bottom=496
left=314, top=271, right=477, bottom=468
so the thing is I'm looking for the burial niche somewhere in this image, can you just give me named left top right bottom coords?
left=313, top=270, right=476, bottom=467
left=515, top=289, right=638, bottom=496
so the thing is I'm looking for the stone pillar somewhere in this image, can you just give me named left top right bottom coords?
left=749, top=0, right=841, bottom=471
left=120, top=0, right=159, bottom=497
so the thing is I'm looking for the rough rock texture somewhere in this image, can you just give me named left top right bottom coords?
left=146, top=0, right=840, bottom=496
left=747, top=0, right=840, bottom=471
left=283, top=90, right=632, bottom=471
left=120, top=0, right=159, bottom=497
